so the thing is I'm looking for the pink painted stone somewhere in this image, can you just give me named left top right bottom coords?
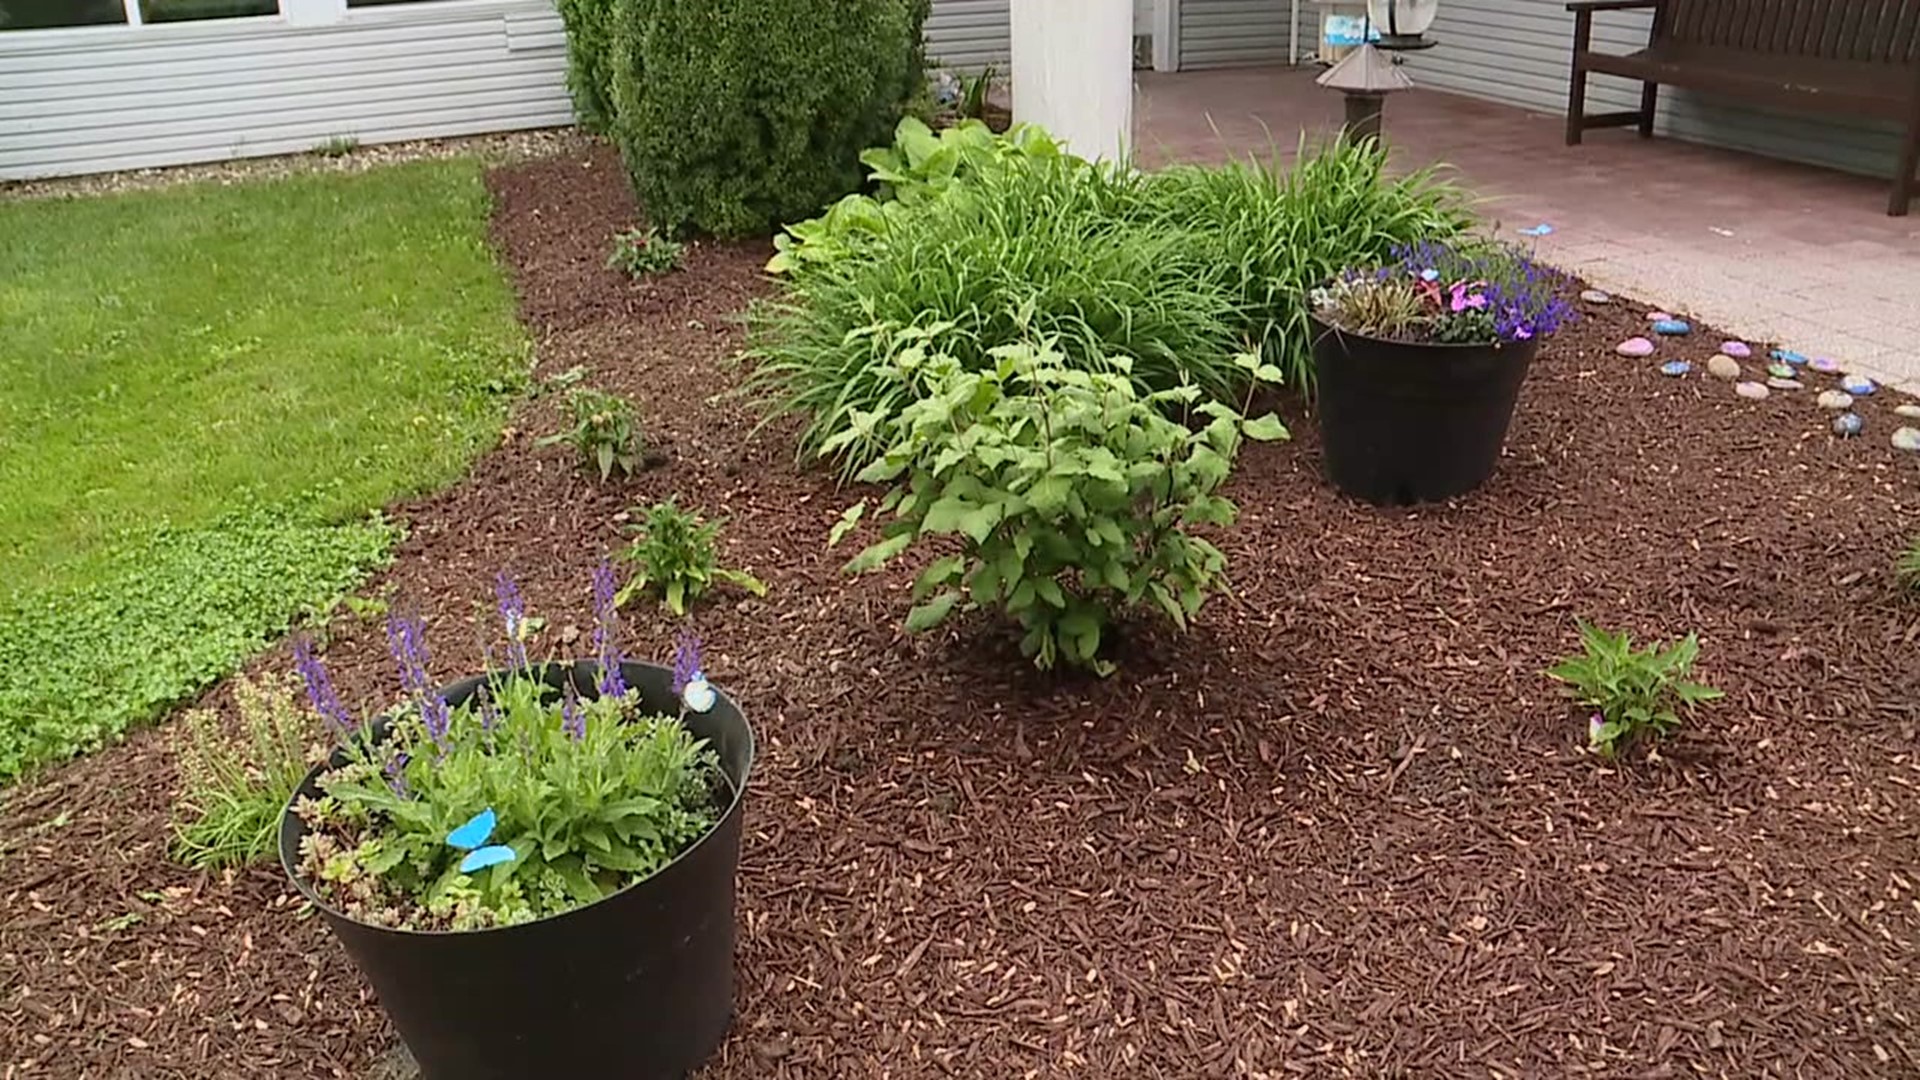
left=1810, top=356, right=1841, bottom=373
left=1721, top=341, right=1751, bottom=359
left=1647, top=312, right=1673, bottom=322
left=1615, top=337, right=1656, bottom=358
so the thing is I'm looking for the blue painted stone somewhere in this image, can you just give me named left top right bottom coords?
left=1659, top=360, right=1691, bottom=377
left=1832, top=413, right=1864, bottom=438
left=1840, top=374, right=1878, bottom=396
left=1769, top=348, right=1809, bottom=366
left=1652, top=319, right=1692, bottom=336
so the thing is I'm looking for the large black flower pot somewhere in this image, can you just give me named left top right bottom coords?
left=1309, top=310, right=1540, bottom=505
left=278, top=660, right=754, bottom=1080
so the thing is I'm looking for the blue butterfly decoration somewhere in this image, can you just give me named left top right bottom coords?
left=1516, top=223, right=1555, bottom=237
left=447, top=807, right=518, bottom=873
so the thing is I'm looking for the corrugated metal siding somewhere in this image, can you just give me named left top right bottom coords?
left=1179, top=0, right=1295, bottom=69
left=926, top=0, right=1010, bottom=71
left=0, top=1, right=571, bottom=181
left=1401, top=0, right=1905, bottom=178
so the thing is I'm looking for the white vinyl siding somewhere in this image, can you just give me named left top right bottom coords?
left=1179, top=0, right=1292, bottom=69
left=1400, top=0, right=1906, bottom=179
left=0, top=0, right=571, bottom=180
left=926, top=0, right=1010, bottom=71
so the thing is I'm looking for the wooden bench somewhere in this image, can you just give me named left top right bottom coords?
left=1564, top=0, right=1920, bottom=216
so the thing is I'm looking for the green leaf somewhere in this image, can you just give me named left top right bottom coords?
left=844, top=532, right=912, bottom=574
left=829, top=503, right=866, bottom=547
left=914, top=555, right=967, bottom=599
left=1241, top=414, right=1290, bottom=442
left=920, top=496, right=976, bottom=536
left=905, top=592, right=960, bottom=633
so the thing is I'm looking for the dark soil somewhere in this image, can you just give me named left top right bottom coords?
left=4, top=142, right=1919, bottom=1079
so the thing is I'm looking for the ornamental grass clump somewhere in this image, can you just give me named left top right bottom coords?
left=290, top=569, right=723, bottom=931
left=830, top=340, right=1289, bottom=673
left=1313, top=240, right=1576, bottom=345
left=170, top=672, right=318, bottom=870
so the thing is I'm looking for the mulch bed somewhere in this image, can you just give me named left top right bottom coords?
left=4, top=142, right=1919, bottom=1079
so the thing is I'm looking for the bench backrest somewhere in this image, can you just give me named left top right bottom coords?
left=1658, top=0, right=1920, bottom=65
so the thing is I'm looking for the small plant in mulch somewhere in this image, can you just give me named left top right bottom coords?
left=288, top=566, right=724, bottom=931
left=537, top=386, right=644, bottom=481
left=1898, top=535, right=1920, bottom=591
left=607, top=225, right=685, bottom=280
left=830, top=339, right=1288, bottom=674
left=170, top=671, right=318, bottom=870
left=1547, top=621, right=1723, bottom=759
left=616, top=499, right=767, bottom=616
left=1312, top=240, right=1576, bottom=345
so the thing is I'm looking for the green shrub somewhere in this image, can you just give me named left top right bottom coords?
left=538, top=387, right=644, bottom=481
left=831, top=341, right=1289, bottom=673
left=607, top=225, right=685, bottom=279
left=171, top=673, right=315, bottom=870
left=557, top=0, right=618, bottom=133
left=750, top=154, right=1247, bottom=473
left=616, top=500, right=768, bottom=616
left=1138, top=137, right=1474, bottom=387
left=1546, top=621, right=1723, bottom=758
left=610, top=0, right=930, bottom=238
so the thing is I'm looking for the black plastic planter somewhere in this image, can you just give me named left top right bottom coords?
left=278, top=661, right=754, bottom=1080
left=1309, top=310, right=1540, bottom=505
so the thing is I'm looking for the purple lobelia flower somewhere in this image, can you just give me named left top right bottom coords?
left=561, top=684, right=586, bottom=741
left=494, top=572, right=530, bottom=671
left=292, top=636, right=355, bottom=738
left=591, top=561, right=628, bottom=699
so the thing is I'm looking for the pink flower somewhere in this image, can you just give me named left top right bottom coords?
left=1449, top=281, right=1489, bottom=313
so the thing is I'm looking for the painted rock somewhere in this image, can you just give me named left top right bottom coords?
left=1894, top=427, right=1920, bottom=453
left=1771, top=348, right=1808, bottom=365
left=1816, top=390, right=1856, bottom=411
left=1647, top=311, right=1673, bottom=322
left=1840, top=374, right=1878, bottom=395
left=1652, top=319, right=1692, bottom=336
left=1832, top=413, right=1864, bottom=438
left=1707, top=354, right=1742, bottom=380
left=1616, top=337, right=1656, bottom=358
left=1810, top=356, right=1841, bottom=374
left=1896, top=404, right=1920, bottom=420
left=1659, top=360, right=1692, bottom=377
left=1767, top=377, right=1803, bottom=390
left=1580, top=289, right=1612, bottom=304
left=1767, top=363, right=1795, bottom=379
left=1735, top=381, right=1771, bottom=401
left=1721, top=341, right=1752, bottom=359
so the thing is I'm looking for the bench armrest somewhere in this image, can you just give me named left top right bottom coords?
left=1565, top=0, right=1656, bottom=10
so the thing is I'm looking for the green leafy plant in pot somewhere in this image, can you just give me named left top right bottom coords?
left=278, top=565, right=754, bottom=1080
left=1308, top=240, right=1575, bottom=505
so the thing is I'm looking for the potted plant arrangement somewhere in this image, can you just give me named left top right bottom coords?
left=1308, top=240, right=1574, bottom=504
left=279, top=564, right=753, bottom=1080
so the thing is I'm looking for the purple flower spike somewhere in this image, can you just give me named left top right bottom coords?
left=292, top=636, right=355, bottom=738
left=384, top=749, right=411, bottom=798
left=478, top=687, right=501, bottom=734
left=495, top=573, right=530, bottom=671
left=562, top=684, right=586, bottom=741
left=591, top=561, right=628, bottom=699
left=385, top=612, right=431, bottom=700
left=670, top=633, right=703, bottom=695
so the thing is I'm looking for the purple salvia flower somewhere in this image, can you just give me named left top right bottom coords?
left=292, top=636, right=355, bottom=737
left=591, top=561, right=628, bottom=699
left=670, top=633, right=703, bottom=695
left=420, top=692, right=452, bottom=755
left=495, top=572, right=530, bottom=671
left=562, top=684, right=586, bottom=741
left=384, top=749, right=411, bottom=798
left=385, top=612, right=431, bottom=699
left=477, top=687, right=501, bottom=734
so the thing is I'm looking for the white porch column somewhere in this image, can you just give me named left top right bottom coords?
left=1009, top=0, right=1134, bottom=163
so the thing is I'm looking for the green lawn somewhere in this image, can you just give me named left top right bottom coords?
left=0, top=160, right=529, bottom=781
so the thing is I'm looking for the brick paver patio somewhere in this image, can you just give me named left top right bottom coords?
left=1136, top=66, right=1920, bottom=390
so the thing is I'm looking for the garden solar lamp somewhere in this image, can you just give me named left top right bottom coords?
left=1316, top=0, right=1437, bottom=141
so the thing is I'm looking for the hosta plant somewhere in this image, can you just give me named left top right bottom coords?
left=538, top=387, right=644, bottom=481
left=1546, top=621, right=1723, bottom=758
left=831, top=340, right=1289, bottom=673
left=290, top=566, right=724, bottom=931
left=616, top=499, right=768, bottom=616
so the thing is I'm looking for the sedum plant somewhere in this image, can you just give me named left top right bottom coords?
left=831, top=340, right=1289, bottom=673
left=1546, top=621, right=1723, bottom=758
left=538, top=387, right=643, bottom=481
left=170, top=671, right=318, bottom=870
left=292, top=568, right=724, bottom=931
left=616, top=499, right=768, bottom=616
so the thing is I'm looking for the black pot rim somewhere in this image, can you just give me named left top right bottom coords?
left=1306, top=305, right=1537, bottom=352
left=278, top=659, right=753, bottom=939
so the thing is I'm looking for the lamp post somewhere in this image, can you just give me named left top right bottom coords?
left=1315, top=0, right=1440, bottom=142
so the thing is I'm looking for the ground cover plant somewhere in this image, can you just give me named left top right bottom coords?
left=0, top=161, right=526, bottom=780
left=291, top=576, right=722, bottom=931
left=1546, top=620, right=1723, bottom=757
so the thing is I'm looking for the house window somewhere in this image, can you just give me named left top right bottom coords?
left=141, top=0, right=277, bottom=21
left=0, top=0, right=129, bottom=29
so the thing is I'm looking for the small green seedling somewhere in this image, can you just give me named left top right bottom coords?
left=1547, top=621, right=1723, bottom=758
left=608, top=226, right=686, bottom=279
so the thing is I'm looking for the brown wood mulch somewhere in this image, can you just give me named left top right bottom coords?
left=4, top=143, right=1919, bottom=1080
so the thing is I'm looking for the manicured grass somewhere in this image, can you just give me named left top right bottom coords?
left=0, top=160, right=528, bottom=781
